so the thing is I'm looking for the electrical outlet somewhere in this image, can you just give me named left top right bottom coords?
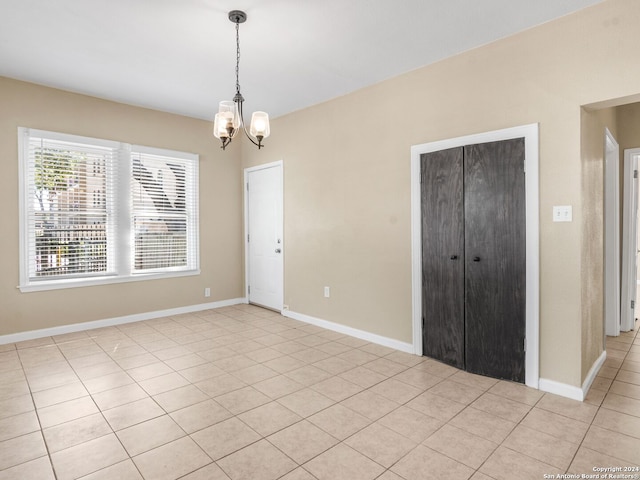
left=552, top=205, right=572, bottom=222
left=324, top=286, right=330, bottom=298
left=204, top=287, right=211, bottom=297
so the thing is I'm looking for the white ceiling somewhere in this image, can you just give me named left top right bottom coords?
left=0, top=0, right=602, bottom=121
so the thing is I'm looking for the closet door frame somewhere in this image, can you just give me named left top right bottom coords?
left=410, top=124, right=539, bottom=389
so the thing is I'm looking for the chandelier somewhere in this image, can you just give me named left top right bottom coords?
left=213, top=10, right=270, bottom=150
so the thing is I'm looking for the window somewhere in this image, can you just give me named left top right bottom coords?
left=131, top=149, right=195, bottom=273
left=19, top=128, right=199, bottom=291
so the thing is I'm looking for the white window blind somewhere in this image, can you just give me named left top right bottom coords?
left=19, top=128, right=199, bottom=291
left=131, top=147, right=198, bottom=273
left=23, top=133, right=117, bottom=281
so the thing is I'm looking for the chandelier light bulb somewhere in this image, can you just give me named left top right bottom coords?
left=213, top=113, right=226, bottom=139
left=250, top=111, right=270, bottom=139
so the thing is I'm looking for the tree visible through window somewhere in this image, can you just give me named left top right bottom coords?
left=32, top=142, right=109, bottom=277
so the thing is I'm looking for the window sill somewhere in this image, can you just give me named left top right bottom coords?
left=18, top=269, right=201, bottom=293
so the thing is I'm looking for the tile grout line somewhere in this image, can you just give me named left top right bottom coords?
left=562, top=323, right=640, bottom=474
left=2, top=309, right=639, bottom=479
left=16, top=341, right=59, bottom=480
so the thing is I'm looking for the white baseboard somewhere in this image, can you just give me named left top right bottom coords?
left=539, top=349, right=607, bottom=402
left=538, top=378, right=584, bottom=401
left=581, top=350, right=607, bottom=399
left=283, top=309, right=415, bottom=354
left=0, top=297, right=247, bottom=345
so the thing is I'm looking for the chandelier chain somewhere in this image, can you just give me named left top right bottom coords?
left=235, top=21, right=241, bottom=95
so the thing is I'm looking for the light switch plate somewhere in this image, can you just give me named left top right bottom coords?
left=553, top=205, right=572, bottom=222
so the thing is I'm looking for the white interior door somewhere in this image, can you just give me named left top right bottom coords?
left=621, top=149, right=640, bottom=332
left=604, top=128, right=620, bottom=337
left=245, top=162, right=283, bottom=311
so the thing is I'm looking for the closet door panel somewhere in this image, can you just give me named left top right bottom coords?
left=421, top=148, right=465, bottom=369
left=464, top=139, right=526, bottom=382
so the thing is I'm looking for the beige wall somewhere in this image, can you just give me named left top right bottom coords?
left=244, top=0, right=640, bottom=387
left=580, top=101, right=640, bottom=381
left=580, top=106, right=615, bottom=379
left=617, top=103, right=640, bottom=155
left=612, top=102, right=640, bottom=268
left=0, top=77, right=244, bottom=337
left=615, top=101, right=640, bottom=323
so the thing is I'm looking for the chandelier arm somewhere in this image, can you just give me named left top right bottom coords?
left=243, top=128, right=262, bottom=148
left=236, top=97, right=263, bottom=148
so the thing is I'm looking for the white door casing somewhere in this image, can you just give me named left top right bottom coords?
left=244, top=161, right=283, bottom=311
left=621, top=148, right=640, bottom=332
left=604, top=129, right=620, bottom=337
left=411, top=124, right=539, bottom=389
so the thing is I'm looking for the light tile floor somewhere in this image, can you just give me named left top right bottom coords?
left=0, top=304, right=639, bottom=480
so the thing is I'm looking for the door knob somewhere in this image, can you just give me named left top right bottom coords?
left=275, top=248, right=281, bottom=253
left=450, top=255, right=458, bottom=260
left=473, top=256, right=481, bottom=262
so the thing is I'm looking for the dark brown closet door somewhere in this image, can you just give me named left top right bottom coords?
left=464, top=139, right=526, bottom=383
left=421, top=148, right=465, bottom=369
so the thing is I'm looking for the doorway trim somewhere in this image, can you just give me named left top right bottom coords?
left=410, top=124, right=539, bottom=389
left=621, top=148, right=640, bottom=332
left=604, top=129, right=620, bottom=337
left=244, top=160, right=284, bottom=311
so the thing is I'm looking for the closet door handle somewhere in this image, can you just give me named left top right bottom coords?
left=473, top=256, right=481, bottom=262
left=450, top=255, right=458, bottom=260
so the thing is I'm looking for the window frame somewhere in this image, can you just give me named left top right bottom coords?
left=18, top=128, right=200, bottom=293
